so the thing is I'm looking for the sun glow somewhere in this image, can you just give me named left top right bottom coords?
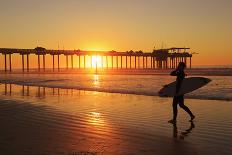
left=91, top=56, right=102, bottom=68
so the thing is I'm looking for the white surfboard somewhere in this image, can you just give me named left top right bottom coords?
left=158, top=77, right=211, bottom=97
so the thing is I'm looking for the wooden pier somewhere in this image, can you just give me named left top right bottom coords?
left=0, top=47, right=193, bottom=72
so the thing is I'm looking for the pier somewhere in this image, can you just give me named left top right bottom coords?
left=0, top=47, right=193, bottom=72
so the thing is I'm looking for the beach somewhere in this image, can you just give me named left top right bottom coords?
left=0, top=83, right=232, bottom=155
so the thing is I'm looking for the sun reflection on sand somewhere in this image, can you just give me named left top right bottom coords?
left=88, top=111, right=105, bottom=126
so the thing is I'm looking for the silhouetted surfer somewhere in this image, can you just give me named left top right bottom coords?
left=168, top=62, right=195, bottom=124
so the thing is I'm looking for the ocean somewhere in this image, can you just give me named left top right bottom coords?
left=0, top=68, right=232, bottom=101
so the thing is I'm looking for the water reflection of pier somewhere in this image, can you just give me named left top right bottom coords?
left=1, top=83, right=85, bottom=98
left=0, top=47, right=193, bottom=72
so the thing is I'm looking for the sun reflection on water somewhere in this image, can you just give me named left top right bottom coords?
left=93, top=74, right=99, bottom=86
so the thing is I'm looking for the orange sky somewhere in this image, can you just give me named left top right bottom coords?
left=0, top=0, right=231, bottom=66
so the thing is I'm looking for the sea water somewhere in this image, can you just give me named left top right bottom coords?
left=0, top=70, right=231, bottom=101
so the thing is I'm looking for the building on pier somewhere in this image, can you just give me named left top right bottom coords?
left=152, top=47, right=192, bottom=69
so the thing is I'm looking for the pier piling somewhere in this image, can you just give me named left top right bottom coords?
left=4, top=54, right=7, bottom=71
left=26, top=54, right=29, bottom=71
left=9, top=54, right=12, bottom=71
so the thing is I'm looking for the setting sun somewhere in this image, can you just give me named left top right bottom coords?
left=91, top=56, right=102, bottom=68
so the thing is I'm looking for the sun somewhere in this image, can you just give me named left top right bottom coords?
left=91, top=56, right=102, bottom=68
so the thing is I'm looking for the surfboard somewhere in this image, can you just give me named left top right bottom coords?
left=158, top=77, right=211, bottom=97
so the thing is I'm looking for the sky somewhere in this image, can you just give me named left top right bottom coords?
left=0, top=0, right=232, bottom=66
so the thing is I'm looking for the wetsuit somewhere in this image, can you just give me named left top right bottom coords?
left=170, top=70, right=194, bottom=120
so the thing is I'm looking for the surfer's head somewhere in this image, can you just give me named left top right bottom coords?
left=177, top=62, right=186, bottom=70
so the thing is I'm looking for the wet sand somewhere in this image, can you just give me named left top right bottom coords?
left=0, top=84, right=232, bottom=155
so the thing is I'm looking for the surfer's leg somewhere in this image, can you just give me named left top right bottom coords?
left=172, top=96, right=178, bottom=121
left=168, top=97, right=178, bottom=123
left=179, top=96, right=195, bottom=119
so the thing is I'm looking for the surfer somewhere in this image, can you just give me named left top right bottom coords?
left=168, top=62, right=195, bottom=124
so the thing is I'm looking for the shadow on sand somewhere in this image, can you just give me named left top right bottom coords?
left=172, top=121, right=195, bottom=140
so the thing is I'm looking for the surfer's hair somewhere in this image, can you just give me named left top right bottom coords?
left=178, top=62, right=186, bottom=68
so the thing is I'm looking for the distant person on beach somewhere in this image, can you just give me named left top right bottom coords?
left=168, top=62, right=195, bottom=124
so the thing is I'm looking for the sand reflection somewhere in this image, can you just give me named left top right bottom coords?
left=1, top=82, right=232, bottom=154
left=88, top=112, right=104, bottom=126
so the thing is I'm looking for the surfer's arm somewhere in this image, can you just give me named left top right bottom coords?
left=170, top=70, right=178, bottom=76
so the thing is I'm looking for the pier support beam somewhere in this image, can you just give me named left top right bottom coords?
left=116, top=56, right=118, bottom=69
left=106, top=56, right=108, bottom=69
left=143, top=56, right=145, bottom=69
left=26, top=54, right=29, bottom=71
left=95, top=55, right=98, bottom=69
left=58, top=55, right=60, bottom=71
left=146, top=56, right=148, bottom=69
left=173, top=57, right=176, bottom=68
left=79, top=55, right=81, bottom=68
left=190, top=57, right=192, bottom=69
left=150, top=57, right=153, bottom=69
left=37, top=55, right=40, bottom=71
left=138, top=56, right=140, bottom=69
left=169, top=58, right=171, bottom=69
left=52, top=55, right=55, bottom=71
left=153, top=57, right=155, bottom=69
left=43, top=55, right=45, bottom=71
left=90, top=55, right=92, bottom=68
left=66, top=55, right=69, bottom=69
left=4, top=54, right=7, bottom=72
left=173, top=58, right=175, bottom=68
left=111, top=56, right=113, bottom=69
left=22, top=55, right=25, bottom=72
left=175, top=58, right=178, bottom=68
left=9, top=54, right=12, bottom=71
left=130, top=56, right=132, bottom=69
left=121, top=56, right=123, bottom=69
left=71, top=55, right=74, bottom=69
left=135, top=56, right=137, bottom=69
left=126, top=56, right=128, bottom=69
left=170, top=58, right=172, bottom=68
left=84, top=56, right=86, bottom=69
left=101, top=56, right=104, bottom=68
